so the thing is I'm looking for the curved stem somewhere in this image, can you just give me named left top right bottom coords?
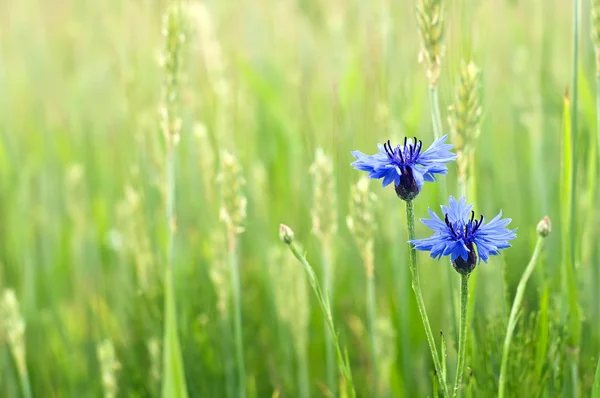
left=287, top=242, right=356, bottom=398
left=406, top=201, right=448, bottom=397
left=498, top=236, right=545, bottom=398
left=453, top=274, right=469, bottom=398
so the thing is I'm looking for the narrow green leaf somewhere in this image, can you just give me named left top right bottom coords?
left=560, top=92, right=581, bottom=348
left=592, top=357, right=600, bottom=398
left=441, top=331, right=447, bottom=385
left=534, top=287, right=549, bottom=380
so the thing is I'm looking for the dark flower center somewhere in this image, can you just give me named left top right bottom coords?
left=444, top=211, right=484, bottom=275
left=444, top=211, right=483, bottom=241
left=383, top=137, right=423, bottom=166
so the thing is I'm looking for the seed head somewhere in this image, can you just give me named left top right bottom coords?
left=310, top=148, right=338, bottom=240
left=208, top=232, right=230, bottom=316
left=217, top=151, right=247, bottom=233
left=347, top=178, right=377, bottom=276
left=416, top=0, right=446, bottom=87
left=97, top=339, right=120, bottom=398
left=160, top=4, right=185, bottom=146
left=116, top=186, right=157, bottom=292
left=536, top=216, right=551, bottom=238
left=0, top=289, right=26, bottom=377
left=185, top=2, right=230, bottom=103
left=146, top=338, right=161, bottom=384
left=448, top=61, right=482, bottom=182
left=279, top=224, right=294, bottom=245
left=267, top=247, right=309, bottom=352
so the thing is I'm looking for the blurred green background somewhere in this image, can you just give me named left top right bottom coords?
left=0, top=0, right=599, bottom=396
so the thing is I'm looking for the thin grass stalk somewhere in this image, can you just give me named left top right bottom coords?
left=562, top=89, right=581, bottom=398
left=598, top=78, right=600, bottom=187
left=163, top=144, right=188, bottom=398
left=309, top=149, right=337, bottom=395
left=430, top=87, right=443, bottom=141
left=452, top=274, right=469, bottom=398
left=366, top=267, right=378, bottom=397
left=220, top=315, right=235, bottom=398
left=19, top=367, right=32, bottom=398
left=347, top=177, right=378, bottom=396
left=297, top=341, right=310, bottom=398
left=159, top=4, right=188, bottom=397
left=280, top=225, right=356, bottom=398
left=321, top=245, right=335, bottom=396
left=405, top=201, right=448, bottom=397
left=593, top=0, right=600, bottom=332
left=228, top=231, right=246, bottom=398
left=218, top=151, right=247, bottom=397
left=498, top=234, right=546, bottom=398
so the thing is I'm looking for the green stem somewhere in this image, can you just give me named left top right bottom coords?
left=287, top=242, right=356, bottom=398
left=297, top=341, right=310, bottom=398
left=453, top=274, right=469, bottom=398
left=15, top=358, right=32, bottom=398
left=595, top=74, right=600, bottom=329
left=569, top=1, right=581, bottom=395
left=321, top=245, right=335, bottom=396
left=498, top=236, right=545, bottom=398
left=367, top=273, right=378, bottom=397
left=228, top=232, right=246, bottom=398
left=221, top=316, right=235, bottom=398
left=597, top=74, right=600, bottom=177
left=406, top=201, right=448, bottom=398
left=430, top=86, right=443, bottom=140
left=162, top=143, right=188, bottom=398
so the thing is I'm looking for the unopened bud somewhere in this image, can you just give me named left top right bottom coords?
left=536, top=216, right=551, bottom=237
left=279, top=224, right=294, bottom=244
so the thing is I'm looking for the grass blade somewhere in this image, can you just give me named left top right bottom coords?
left=561, top=89, right=581, bottom=397
left=592, top=357, right=600, bottom=398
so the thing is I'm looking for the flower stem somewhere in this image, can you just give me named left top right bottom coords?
left=453, top=273, right=469, bottom=398
left=405, top=200, right=448, bottom=397
left=228, top=231, right=246, bottom=398
left=321, top=244, right=336, bottom=396
left=286, top=241, right=356, bottom=398
left=498, top=236, right=545, bottom=398
left=366, top=271, right=378, bottom=397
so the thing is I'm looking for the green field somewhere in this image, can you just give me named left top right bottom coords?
left=1, top=0, right=599, bottom=397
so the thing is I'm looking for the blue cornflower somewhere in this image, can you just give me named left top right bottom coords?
left=351, top=135, right=456, bottom=201
left=410, top=196, right=517, bottom=275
